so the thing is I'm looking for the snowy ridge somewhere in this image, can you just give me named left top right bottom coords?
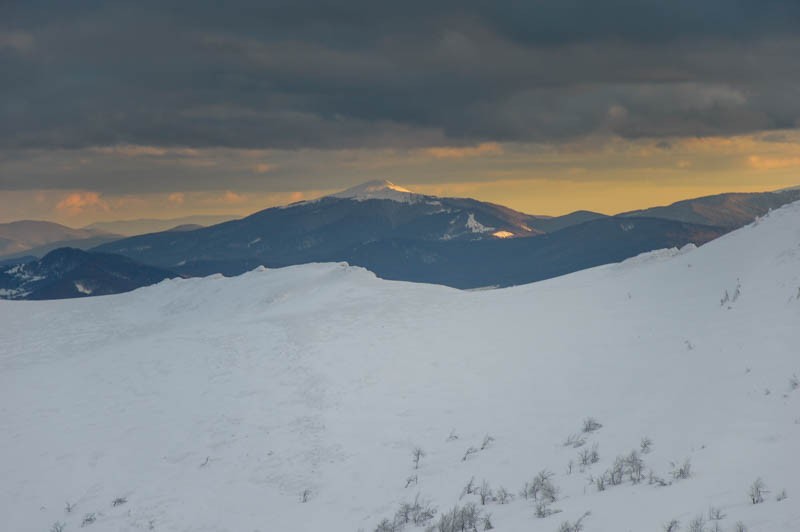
left=330, top=179, right=422, bottom=203
left=615, top=243, right=697, bottom=267
left=1, top=203, right=800, bottom=531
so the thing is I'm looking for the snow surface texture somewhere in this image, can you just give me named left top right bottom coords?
left=2, top=203, right=800, bottom=532
left=465, top=213, right=494, bottom=234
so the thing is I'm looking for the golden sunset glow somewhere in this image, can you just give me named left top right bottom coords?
left=3, top=3, right=800, bottom=227
left=2, top=129, right=799, bottom=225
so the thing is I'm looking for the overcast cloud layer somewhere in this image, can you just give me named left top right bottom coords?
left=2, top=1, right=800, bottom=154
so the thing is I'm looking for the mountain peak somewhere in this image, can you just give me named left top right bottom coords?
left=330, top=180, right=419, bottom=202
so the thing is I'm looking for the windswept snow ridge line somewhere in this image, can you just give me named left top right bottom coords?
left=1, top=202, right=800, bottom=531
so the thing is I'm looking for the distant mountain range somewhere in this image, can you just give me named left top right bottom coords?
left=0, top=247, right=176, bottom=300
left=0, top=215, right=239, bottom=261
left=94, top=181, right=800, bottom=285
left=93, top=180, right=612, bottom=277
left=85, top=214, right=239, bottom=236
left=3, top=181, right=798, bottom=298
left=0, top=220, right=120, bottom=258
left=619, top=189, right=800, bottom=227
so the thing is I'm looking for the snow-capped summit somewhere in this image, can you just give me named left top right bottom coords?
left=329, top=179, right=420, bottom=202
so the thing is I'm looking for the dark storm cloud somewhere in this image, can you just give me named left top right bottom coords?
left=2, top=0, right=800, bottom=154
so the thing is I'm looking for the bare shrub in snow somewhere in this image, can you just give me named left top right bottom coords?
left=534, top=500, right=560, bottom=518
left=65, top=502, right=74, bottom=514
left=462, top=446, right=478, bottom=462
left=374, top=518, right=395, bottom=532
left=733, top=522, right=747, bottom=532
left=418, top=508, right=438, bottom=528
left=625, top=450, right=645, bottom=483
left=407, top=495, right=437, bottom=526
left=789, top=374, right=799, bottom=391
left=708, top=506, right=725, bottom=520
left=412, top=496, right=437, bottom=526
left=461, top=502, right=483, bottom=529
left=480, top=435, right=494, bottom=450
left=578, top=443, right=600, bottom=470
left=589, top=443, right=600, bottom=463
left=556, top=511, right=590, bottom=532
left=640, top=436, right=653, bottom=454
left=607, top=456, right=625, bottom=486
left=748, top=478, right=767, bottom=504
left=446, top=430, right=459, bottom=442
left=460, top=503, right=481, bottom=530
left=405, top=475, right=418, bottom=488
left=395, top=503, right=413, bottom=527
left=563, top=434, right=586, bottom=448
left=413, top=447, right=426, bottom=470
left=687, top=514, right=705, bottom=532
left=461, top=477, right=476, bottom=499
left=582, top=417, right=602, bottom=433
left=112, top=497, right=127, bottom=507
left=578, top=448, right=591, bottom=469
left=495, top=486, right=513, bottom=504
left=566, top=460, right=574, bottom=475
left=478, top=480, right=493, bottom=505
left=50, top=522, right=66, bottom=532
left=670, top=458, right=692, bottom=480
left=663, top=519, right=680, bottom=532
left=590, top=472, right=607, bottom=492
left=300, top=489, right=311, bottom=503
left=427, top=503, right=484, bottom=532
left=592, top=451, right=648, bottom=490
left=648, top=470, right=670, bottom=487
left=81, top=513, right=96, bottom=527
left=776, top=488, right=787, bottom=501
left=709, top=521, right=723, bottom=532
left=482, top=513, right=493, bottom=530
left=383, top=494, right=437, bottom=531
left=523, top=470, right=559, bottom=502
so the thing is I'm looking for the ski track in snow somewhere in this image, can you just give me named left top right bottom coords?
left=2, top=204, right=800, bottom=531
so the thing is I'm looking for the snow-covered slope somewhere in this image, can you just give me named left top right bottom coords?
left=2, top=203, right=799, bottom=532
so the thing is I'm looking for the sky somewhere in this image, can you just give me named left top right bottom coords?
left=2, top=1, right=800, bottom=225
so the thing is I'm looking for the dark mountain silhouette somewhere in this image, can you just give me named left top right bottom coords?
left=620, top=189, right=800, bottom=228
left=94, top=180, right=598, bottom=271
left=4, top=182, right=796, bottom=298
left=0, top=248, right=176, bottom=300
